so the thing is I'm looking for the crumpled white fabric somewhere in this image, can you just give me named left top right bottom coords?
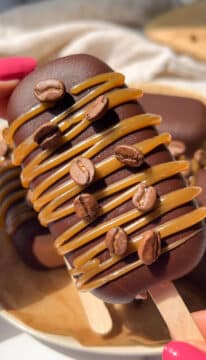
left=0, top=0, right=206, bottom=95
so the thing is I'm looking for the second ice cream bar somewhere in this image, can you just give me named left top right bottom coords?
left=5, top=54, right=206, bottom=303
left=0, top=143, right=63, bottom=269
left=139, top=93, right=206, bottom=154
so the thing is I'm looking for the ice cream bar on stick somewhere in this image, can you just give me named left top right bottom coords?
left=5, top=54, right=206, bottom=339
left=0, top=133, right=63, bottom=269
left=139, top=91, right=206, bottom=341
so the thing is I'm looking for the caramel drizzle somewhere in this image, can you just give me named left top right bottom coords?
left=5, top=71, right=206, bottom=291
left=76, top=225, right=203, bottom=291
left=0, top=160, right=35, bottom=234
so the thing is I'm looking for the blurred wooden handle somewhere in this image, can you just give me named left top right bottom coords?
left=149, top=281, right=205, bottom=342
left=65, top=258, right=113, bottom=335
left=78, top=291, right=113, bottom=335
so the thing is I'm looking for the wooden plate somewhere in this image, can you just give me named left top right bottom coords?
left=145, top=2, right=206, bottom=62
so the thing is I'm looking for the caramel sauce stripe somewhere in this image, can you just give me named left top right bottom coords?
left=21, top=113, right=160, bottom=193
left=77, top=223, right=204, bottom=291
left=38, top=132, right=171, bottom=226
left=58, top=186, right=200, bottom=259
left=41, top=160, right=186, bottom=228
left=6, top=204, right=35, bottom=235
left=54, top=161, right=189, bottom=249
left=5, top=71, right=206, bottom=291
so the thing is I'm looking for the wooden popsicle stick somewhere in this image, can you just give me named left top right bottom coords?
left=65, top=258, right=113, bottom=335
left=149, top=281, right=205, bottom=342
left=78, top=290, right=113, bottom=335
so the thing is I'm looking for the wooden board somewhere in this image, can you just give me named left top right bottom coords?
left=145, top=2, right=206, bottom=62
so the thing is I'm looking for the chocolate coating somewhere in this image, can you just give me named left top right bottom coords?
left=140, top=92, right=206, bottom=207
left=1, top=164, right=61, bottom=270
left=7, top=54, right=206, bottom=303
left=140, top=92, right=206, bottom=298
left=139, top=93, right=206, bottom=155
left=13, top=216, right=51, bottom=270
left=6, top=199, right=59, bottom=270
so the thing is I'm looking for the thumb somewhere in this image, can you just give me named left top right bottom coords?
left=162, top=311, right=206, bottom=359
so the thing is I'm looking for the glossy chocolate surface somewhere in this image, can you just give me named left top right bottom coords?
left=140, top=92, right=206, bottom=297
left=7, top=55, right=206, bottom=303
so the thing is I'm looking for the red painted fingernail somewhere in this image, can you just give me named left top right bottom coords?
left=0, top=57, right=37, bottom=80
left=163, top=341, right=206, bottom=360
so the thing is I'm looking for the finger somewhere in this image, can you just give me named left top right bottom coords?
left=192, top=311, right=206, bottom=337
left=0, top=57, right=36, bottom=81
left=0, top=80, right=19, bottom=99
left=189, top=341, right=206, bottom=353
left=162, top=311, right=206, bottom=359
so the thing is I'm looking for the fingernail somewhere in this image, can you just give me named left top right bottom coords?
left=0, top=57, right=37, bottom=80
left=163, top=341, right=206, bottom=360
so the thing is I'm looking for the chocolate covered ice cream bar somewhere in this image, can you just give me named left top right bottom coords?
left=0, top=139, right=63, bottom=269
left=140, top=92, right=206, bottom=206
left=140, top=92, right=206, bottom=154
left=5, top=54, right=206, bottom=303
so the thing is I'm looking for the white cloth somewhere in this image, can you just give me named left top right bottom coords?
left=0, top=0, right=206, bottom=96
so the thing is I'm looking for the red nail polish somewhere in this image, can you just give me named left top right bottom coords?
left=163, top=341, right=206, bottom=360
left=0, top=57, right=37, bottom=80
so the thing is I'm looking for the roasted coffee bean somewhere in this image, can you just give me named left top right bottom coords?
left=115, top=144, right=144, bottom=167
left=105, top=227, right=128, bottom=256
left=194, top=149, right=206, bottom=168
left=70, top=157, right=95, bottom=186
left=85, top=95, right=108, bottom=122
left=73, top=193, right=99, bottom=222
left=34, top=123, right=62, bottom=150
left=34, top=79, right=65, bottom=102
left=168, top=140, right=186, bottom=158
left=132, top=184, right=157, bottom=212
left=137, top=229, right=161, bottom=265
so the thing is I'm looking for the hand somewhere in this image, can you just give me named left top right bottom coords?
left=0, top=57, right=36, bottom=118
left=163, top=311, right=206, bottom=359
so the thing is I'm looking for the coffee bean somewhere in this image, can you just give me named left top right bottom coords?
left=34, top=123, right=62, bottom=150
left=138, top=229, right=161, bottom=265
left=168, top=140, right=186, bottom=158
left=85, top=95, right=108, bottom=122
left=70, top=157, right=95, bottom=186
left=115, top=144, right=144, bottom=167
left=105, top=227, right=128, bottom=256
left=132, top=184, right=157, bottom=212
left=34, top=79, right=65, bottom=102
left=194, top=149, right=206, bottom=168
left=73, top=193, right=99, bottom=222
